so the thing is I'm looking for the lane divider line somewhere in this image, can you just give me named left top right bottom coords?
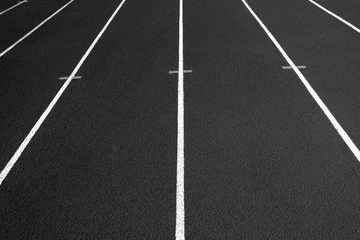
left=308, top=0, right=360, bottom=34
left=0, top=0, right=74, bottom=58
left=282, top=65, right=306, bottom=70
left=0, top=0, right=127, bottom=186
left=176, top=0, right=185, bottom=238
left=169, top=70, right=192, bottom=74
left=0, top=0, right=28, bottom=16
left=242, top=0, right=360, bottom=162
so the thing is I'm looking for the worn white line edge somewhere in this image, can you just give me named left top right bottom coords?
left=309, top=0, right=360, bottom=34
left=0, top=0, right=73, bottom=58
left=0, top=0, right=28, bottom=16
left=0, top=0, right=127, bottom=185
left=242, top=0, right=360, bottom=162
left=175, top=0, right=185, bottom=238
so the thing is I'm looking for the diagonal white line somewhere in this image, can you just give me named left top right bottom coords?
left=176, top=0, right=185, bottom=238
left=308, top=0, right=360, bottom=34
left=0, top=0, right=28, bottom=16
left=0, top=0, right=128, bottom=186
left=242, top=0, right=360, bottom=162
left=0, top=0, right=74, bottom=58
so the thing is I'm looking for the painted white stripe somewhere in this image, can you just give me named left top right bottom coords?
left=0, top=0, right=28, bottom=16
left=175, top=0, right=185, bottom=238
left=169, top=70, right=192, bottom=74
left=0, top=0, right=127, bottom=186
left=59, top=76, right=82, bottom=80
left=309, top=0, right=360, bottom=34
left=242, top=0, right=360, bottom=162
left=0, top=0, right=74, bottom=58
left=282, top=65, right=306, bottom=70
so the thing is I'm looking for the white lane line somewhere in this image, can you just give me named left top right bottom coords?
left=0, top=0, right=127, bottom=186
left=282, top=65, right=306, bottom=70
left=0, top=0, right=28, bottom=16
left=0, top=0, right=74, bottom=58
left=169, top=70, right=192, bottom=74
left=59, top=76, right=82, bottom=80
left=242, top=0, right=360, bottom=162
left=309, top=0, right=360, bottom=34
left=176, top=0, right=185, bottom=238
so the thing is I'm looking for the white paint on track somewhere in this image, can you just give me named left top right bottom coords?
left=169, top=70, right=192, bottom=74
left=176, top=0, right=185, bottom=238
left=59, top=76, right=82, bottom=80
left=282, top=65, right=306, bottom=70
left=242, top=0, right=360, bottom=162
left=0, top=0, right=127, bottom=185
left=0, top=0, right=28, bottom=16
left=0, top=0, right=74, bottom=58
left=309, top=0, right=360, bottom=34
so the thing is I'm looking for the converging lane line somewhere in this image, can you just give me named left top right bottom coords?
left=176, top=0, right=185, bottom=238
left=0, top=0, right=74, bottom=58
left=0, top=0, right=128, bottom=185
left=242, top=0, right=360, bottom=162
left=0, top=0, right=28, bottom=16
left=308, top=0, right=360, bottom=34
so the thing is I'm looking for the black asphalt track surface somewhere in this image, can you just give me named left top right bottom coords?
left=0, top=0, right=73, bottom=49
left=0, top=0, right=28, bottom=13
left=1, top=0, right=178, bottom=238
left=184, top=0, right=360, bottom=239
left=1, top=0, right=360, bottom=239
left=0, top=0, right=124, bottom=172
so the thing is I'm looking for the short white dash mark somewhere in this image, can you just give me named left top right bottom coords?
left=59, top=76, right=82, bottom=80
left=169, top=70, right=192, bottom=74
left=282, top=65, right=306, bottom=70
left=0, top=0, right=128, bottom=186
left=243, top=0, right=360, bottom=163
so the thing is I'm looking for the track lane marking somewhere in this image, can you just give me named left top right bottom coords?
left=242, top=0, right=360, bottom=162
left=282, top=65, right=306, bottom=70
left=59, top=76, right=82, bottom=80
left=0, top=0, right=74, bottom=58
left=0, top=0, right=127, bottom=186
left=308, top=0, right=360, bottom=34
left=169, top=70, right=192, bottom=74
left=176, top=0, right=185, bottom=238
left=0, top=0, right=28, bottom=16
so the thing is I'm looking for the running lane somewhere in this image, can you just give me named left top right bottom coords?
left=0, top=0, right=27, bottom=15
left=1, top=0, right=178, bottom=238
left=308, top=0, right=360, bottom=28
left=0, top=0, right=74, bottom=50
left=183, top=0, right=360, bottom=239
left=248, top=0, right=360, bottom=153
left=0, top=0, right=126, bottom=175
